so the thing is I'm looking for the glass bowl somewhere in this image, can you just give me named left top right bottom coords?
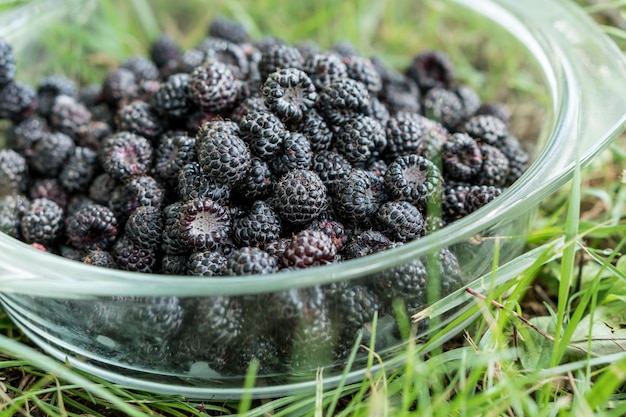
left=1, top=0, right=626, bottom=400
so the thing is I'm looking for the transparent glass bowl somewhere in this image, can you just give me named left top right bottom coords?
left=1, top=0, right=626, bottom=400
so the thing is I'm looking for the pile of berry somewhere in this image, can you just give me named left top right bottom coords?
left=0, top=15, right=530, bottom=375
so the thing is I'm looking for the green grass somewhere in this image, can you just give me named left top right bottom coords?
left=2, top=0, right=626, bottom=416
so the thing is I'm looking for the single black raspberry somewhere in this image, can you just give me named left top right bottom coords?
left=161, top=202, right=187, bottom=255
left=476, top=102, right=511, bottom=125
left=317, top=78, right=369, bottom=126
left=384, top=112, right=430, bottom=162
left=297, top=109, right=333, bottom=152
left=441, top=183, right=471, bottom=224
left=495, top=136, right=530, bottom=186
left=177, top=162, right=232, bottom=205
left=233, top=200, right=282, bottom=247
left=111, top=235, right=158, bottom=273
left=20, top=198, right=64, bottom=245
left=29, top=131, right=75, bottom=177
left=108, top=175, right=166, bottom=220
left=343, top=56, right=382, bottom=94
left=7, top=115, right=47, bottom=158
left=476, top=143, right=510, bottom=187
left=88, top=173, right=117, bottom=206
left=120, top=56, right=160, bottom=83
left=115, top=100, right=164, bottom=140
left=59, top=146, right=98, bottom=193
left=66, top=204, right=119, bottom=250
left=0, top=81, right=37, bottom=122
left=334, top=114, right=386, bottom=166
left=273, top=169, right=327, bottom=226
left=78, top=120, right=111, bottom=150
left=0, top=149, right=27, bottom=196
left=330, top=284, right=383, bottom=330
left=383, top=154, right=442, bottom=210
left=36, top=75, right=78, bottom=118
left=198, top=37, right=250, bottom=80
left=196, top=124, right=251, bottom=185
left=0, top=37, right=15, bottom=86
left=464, top=185, right=503, bottom=214
left=311, top=150, right=352, bottom=192
left=463, top=114, right=508, bottom=146
left=100, top=131, right=153, bottom=182
left=176, top=197, right=231, bottom=251
left=422, top=87, right=464, bottom=130
left=262, top=68, right=317, bottom=123
left=29, top=178, right=68, bottom=209
left=83, top=249, right=118, bottom=269
left=238, top=110, right=288, bottom=158
left=49, top=95, right=91, bottom=140
left=442, top=132, right=483, bottom=182
left=233, top=157, right=274, bottom=202
left=258, top=44, right=303, bottom=81
left=188, top=60, right=239, bottom=112
left=161, top=254, right=189, bottom=275
left=375, top=200, right=425, bottom=242
left=208, top=15, right=250, bottom=44
left=100, top=68, right=138, bottom=108
left=0, top=194, right=29, bottom=238
left=153, top=133, right=196, bottom=187
left=342, top=229, right=392, bottom=260
left=454, top=84, right=482, bottom=120
left=150, top=34, right=182, bottom=70
left=125, top=205, right=164, bottom=249
left=224, top=246, right=278, bottom=275
left=187, top=251, right=227, bottom=276
left=308, top=218, right=347, bottom=252
left=333, top=168, right=388, bottom=226
left=151, top=73, right=191, bottom=119
left=302, top=52, right=348, bottom=91
left=268, top=131, right=312, bottom=176
left=405, top=50, right=454, bottom=92
left=367, top=96, right=391, bottom=127
left=282, top=229, right=337, bottom=268
left=370, top=245, right=427, bottom=309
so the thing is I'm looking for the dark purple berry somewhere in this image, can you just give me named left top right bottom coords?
left=375, top=200, right=425, bottom=242
left=405, top=50, right=454, bottom=92
left=383, top=154, right=442, bottom=210
left=125, top=205, right=163, bottom=249
left=262, top=68, right=317, bottom=122
left=187, top=251, right=227, bottom=276
left=333, top=169, right=387, bottom=226
left=49, top=95, right=91, bottom=140
left=29, top=132, right=75, bottom=177
left=115, top=100, right=164, bottom=140
left=224, top=246, right=278, bottom=275
left=273, top=169, right=327, bottom=226
left=20, top=198, right=64, bottom=245
left=176, top=197, right=231, bottom=251
left=100, top=131, right=153, bottom=182
left=442, top=132, right=482, bottom=182
left=302, top=52, right=347, bottom=91
left=66, top=204, right=119, bottom=250
left=0, top=149, right=27, bottom=196
left=283, top=229, right=337, bottom=268
left=188, top=60, right=239, bottom=112
left=196, top=124, right=251, bottom=185
left=111, top=235, right=158, bottom=273
left=334, top=114, right=386, bottom=166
